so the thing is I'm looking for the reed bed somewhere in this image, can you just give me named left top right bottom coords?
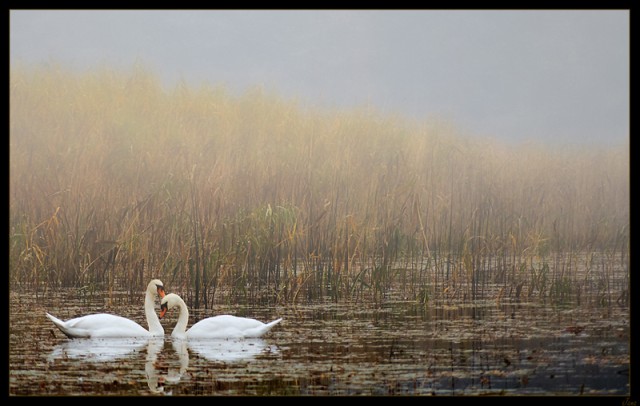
left=9, top=64, right=629, bottom=306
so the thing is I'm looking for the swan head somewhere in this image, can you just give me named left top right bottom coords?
left=148, top=279, right=166, bottom=299
left=159, top=293, right=181, bottom=319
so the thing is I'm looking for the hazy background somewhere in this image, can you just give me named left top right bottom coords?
left=10, top=9, right=629, bottom=147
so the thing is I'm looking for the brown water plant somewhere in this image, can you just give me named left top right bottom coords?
left=9, top=64, right=629, bottom=305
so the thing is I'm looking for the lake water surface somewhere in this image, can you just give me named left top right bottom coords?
left=9, top=288, right=630, bottom=396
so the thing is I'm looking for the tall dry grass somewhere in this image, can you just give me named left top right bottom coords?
left=9, top=64, right=629, bottom=306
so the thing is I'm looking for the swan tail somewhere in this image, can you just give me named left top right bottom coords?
left=241, top=318, right=282, bottom=338
left=46, top=312, right=65, bottom=328
left=262, top=318, right=283, bottom=333
left=46, top=312, right=89, bottom=339
left=267, top=318, right=283, bottom=328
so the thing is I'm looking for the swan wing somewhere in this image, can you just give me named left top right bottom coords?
left=187, top=315, right=282, bottom=338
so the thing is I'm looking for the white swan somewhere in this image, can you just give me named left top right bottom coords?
left=159, top=293, right=282, bottom=339
left=45, top=279, right=166, bottom=338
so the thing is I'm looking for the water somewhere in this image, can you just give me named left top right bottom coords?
left=9, top=289, right=630, bottom=396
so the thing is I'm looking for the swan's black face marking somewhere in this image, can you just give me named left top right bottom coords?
left=159, top=302, right=168, bottom=319
left=156, top=285, right=166, bottom=298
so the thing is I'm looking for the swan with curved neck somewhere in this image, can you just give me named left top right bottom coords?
left=46, top=279, right=166, bottom=338
left=159, top=293, right=282, bottom=339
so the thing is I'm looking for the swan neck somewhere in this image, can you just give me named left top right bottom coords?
left=145, top=288, right=164, bottom=335
left=173, top=297, right=189, bottom=338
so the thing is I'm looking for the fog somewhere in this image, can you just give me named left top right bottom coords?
left=10, top=10, right=629, bottom=146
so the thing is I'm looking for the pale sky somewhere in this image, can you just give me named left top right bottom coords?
left=10, top=10, right=629, bottom=146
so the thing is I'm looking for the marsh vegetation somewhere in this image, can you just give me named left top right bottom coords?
left=9, top=64, right=628, bottom=306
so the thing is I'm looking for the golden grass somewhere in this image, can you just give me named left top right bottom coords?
left=9, top=63, right=629, bottom=305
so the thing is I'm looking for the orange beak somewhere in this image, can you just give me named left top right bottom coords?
left=157, top=286, right=166, bottom=298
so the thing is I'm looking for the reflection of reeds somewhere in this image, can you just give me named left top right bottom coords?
left=9, top=65, right=629, bottom=305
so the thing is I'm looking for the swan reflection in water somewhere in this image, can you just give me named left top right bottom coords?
left=149, top=338, right=277, bottom=393
left=185, top=337, right=277, bottom=362
left=46, top=337, right=170, bottom=393
left=145, top=338, right=166, bottom=393
left=47, top=337, right=150, bottom=363
left=48, top=336, right=279, bottom=393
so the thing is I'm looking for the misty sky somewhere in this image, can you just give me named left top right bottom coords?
left=10, top=10, right=629, bottom=146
